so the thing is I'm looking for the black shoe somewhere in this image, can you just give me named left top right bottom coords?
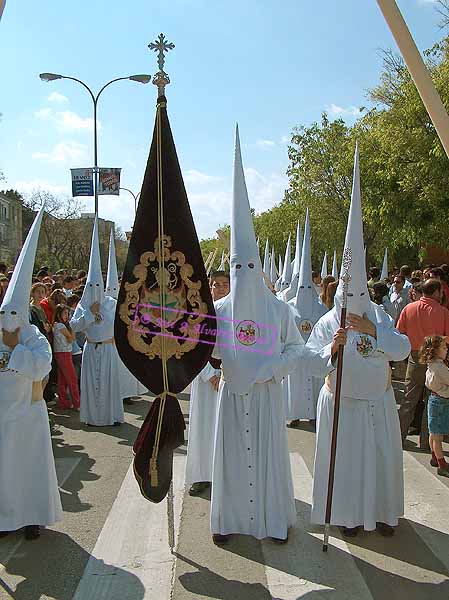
left=24, top=525, right=40, bottom=540
left=437, top=467, right=449, bottom=478
left=287, top=419, right=301, bottom=429
left=113, top=422, right=122, bottom=426
left=271, top=535, right=288, bottom=544
left=376, top=522, right=395, bottom=537
left=341, top=526, right=359, bottom=538
left=189, top=482, right=210, bottom=496
left=0, top=531, right=11, bottom=539
left=430, top=456, right=438, bottom=467
left=212, top=534, right=230, bottom=545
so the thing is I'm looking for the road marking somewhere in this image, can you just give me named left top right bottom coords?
left=73, top=455, right=186, bottom=599
left=262, top=453, right=374, bottom=599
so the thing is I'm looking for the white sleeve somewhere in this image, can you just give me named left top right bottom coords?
left=305, top=319, right=337, bottom=378
left=256, top=304, right=305, bottom=384
left=376, top=314, right=411, bottom=362
left=199, top=362, right=220, bottom=382
left=8, top=330, right=52, bottom=381
left=70, top=307, right=95, bottom=332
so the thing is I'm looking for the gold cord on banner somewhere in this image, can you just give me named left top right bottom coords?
left=149, top=102, right=173, bottom=488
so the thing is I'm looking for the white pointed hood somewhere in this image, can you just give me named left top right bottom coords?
left=320, top=251, right=328, bottom=279
left=218, top=250, right=226, bottom=271
left=380, top=248, right=388, bottom=280
left=270, top=247, right=277, bottom=284
left=275, top=255, right=283, bottom=291
left=105, top=228, right=119, bottom=299
left=331, top=250, right=338, bottom=279
left=219, top=125, right=279, bottom=395
left=262, top=239, right=270, bottom=278
left=335, top=143, right=370, bottom=317
left=279, top=235, right=292, bottom=291
left=289, top=208, right=326, bottom=339
left=0, top=205, right=45, bottom=332
left=283, top=221, right=302, bottom=301
left=79, top=217, right=105, bottom=310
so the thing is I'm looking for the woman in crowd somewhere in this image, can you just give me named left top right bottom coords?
left=30, top=283, right=51, bottom=337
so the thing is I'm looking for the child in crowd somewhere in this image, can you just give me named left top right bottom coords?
left=419, top=335, right=449, bottom=477
left=53, top=304, right=80, bottom=410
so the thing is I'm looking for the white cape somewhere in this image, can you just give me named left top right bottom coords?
left=211, top=299, right=305, bottom=539
left=306, top=303, right=411, bottom=530
left=71, top=298, right=124, bottom=426
left=0, top=327, right=62, bottom=529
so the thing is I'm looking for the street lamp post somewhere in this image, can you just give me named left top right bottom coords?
left=119, top=187, right=141, bottom=215
left=39, top=72, right=151, bottom=217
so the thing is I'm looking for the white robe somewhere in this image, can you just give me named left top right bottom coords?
left=70, top=298, right=124, bottom=426
left=211, top=300, right=304, bottom=539
left=283, top=303, right=327, bottom=421
left=185, top=362, right=221, bottom=484
left=118, top=358, right=148, bottom=399
left=0, top=326, right=62, bottom=530
left=307, top=303, right=411, bottom=530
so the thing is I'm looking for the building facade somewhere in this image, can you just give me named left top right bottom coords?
left=0, top=192, right=23, bottom=265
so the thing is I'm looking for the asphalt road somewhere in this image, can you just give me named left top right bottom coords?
left=1, top=387, right=449, bottom=600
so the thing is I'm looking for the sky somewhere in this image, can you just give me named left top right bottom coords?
left=0, top=0, right=445, bottom=240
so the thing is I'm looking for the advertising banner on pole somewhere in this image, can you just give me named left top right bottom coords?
left=71, top=168, right=94, bottom=197
left=98, top=168, right=121, bottom=195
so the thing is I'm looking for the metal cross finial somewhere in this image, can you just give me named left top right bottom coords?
left=148, top=33, right=175, bottom=97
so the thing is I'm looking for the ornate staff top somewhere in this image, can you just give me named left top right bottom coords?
left=340, top=247, right=352, bottom=310
left=148, top=33, right=175, bottom=98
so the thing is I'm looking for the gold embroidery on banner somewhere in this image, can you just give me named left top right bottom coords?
left=118, top=234, right=208, bottom=360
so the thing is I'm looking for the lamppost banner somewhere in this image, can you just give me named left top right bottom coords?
left=98, top=168, right=121, bottom=195
left=71, top=168, right=94, bottom=197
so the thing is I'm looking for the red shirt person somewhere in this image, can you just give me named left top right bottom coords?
left=396, top=279, right=449, bottom=447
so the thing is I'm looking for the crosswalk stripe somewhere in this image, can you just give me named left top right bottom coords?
left=403, top=452, right=449, bottom=574
left=262, top=453, right=374, bottom=599
left=73, top=454, right=186, bottom=599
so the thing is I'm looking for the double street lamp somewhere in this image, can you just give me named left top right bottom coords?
left=39, top=72, right=151, bottom=216
left=119, top=187, right=141, bottom=215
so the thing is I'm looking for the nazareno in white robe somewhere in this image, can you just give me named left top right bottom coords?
left=185, top=362, right=221, bottom=485
left=70, top=297, right=124, bottom=426
left=0, top=325, right=63, bottom=530
left=118, top=357, right=148, bottom=399
left=306, top=302, right=411, bottom=530
left=283, top=302, right=328, bottom=420
left=211, top=298, right=305, bottom=540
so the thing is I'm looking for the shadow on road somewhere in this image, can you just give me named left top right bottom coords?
left=0, top=531, right=145, bottom=600
left=176, top=552, right=272, bottom=600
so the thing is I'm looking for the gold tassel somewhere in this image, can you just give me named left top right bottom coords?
left=150, top=457, right=159, bottom=487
